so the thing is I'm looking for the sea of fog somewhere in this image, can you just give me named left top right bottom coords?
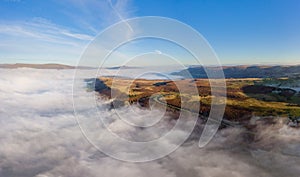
left=0, top=68, right=300, bottom=177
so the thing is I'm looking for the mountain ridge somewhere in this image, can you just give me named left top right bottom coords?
left=172, top=65, right=300, bottom=78
left=0, top=63, right=98, bottom=69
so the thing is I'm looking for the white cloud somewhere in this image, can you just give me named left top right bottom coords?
left=0, top=0, right=136, bottom=64
left=0, top=19, right=93, bottom=45
left=60, top=0, right=135, bottom=30
left=0, top=19, right=93, bottom=64
left=0, top=68, right=299, bottom=177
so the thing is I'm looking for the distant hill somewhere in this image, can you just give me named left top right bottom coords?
left=0, top=63, right=94, bottom=69
left=172, top=65, right=300, bottom=78
left=106, top=66, right=141, bottom=70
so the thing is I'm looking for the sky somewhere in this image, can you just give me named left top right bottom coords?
left=0, top=0, right=299, bottom=66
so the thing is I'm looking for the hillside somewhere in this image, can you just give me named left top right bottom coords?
left=172, top=65, right=300, bottom=78
left=90, top=77, right=300, bottom=123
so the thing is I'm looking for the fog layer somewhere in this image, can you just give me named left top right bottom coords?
left=0, top=68, right=299, bottom=177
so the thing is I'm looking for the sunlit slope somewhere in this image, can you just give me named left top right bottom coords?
left=95, top=77, right=300, bottom=120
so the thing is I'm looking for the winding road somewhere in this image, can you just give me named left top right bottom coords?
left=151, top=94, right=241, bottom=128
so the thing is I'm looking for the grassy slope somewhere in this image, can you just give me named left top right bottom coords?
left=98, top=77, right=300, bottom=120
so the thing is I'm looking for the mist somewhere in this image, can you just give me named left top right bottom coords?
left=0, top=68, right=299, bottom=177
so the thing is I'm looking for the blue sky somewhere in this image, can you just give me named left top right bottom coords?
left=0, top=0, right=299, bottom=66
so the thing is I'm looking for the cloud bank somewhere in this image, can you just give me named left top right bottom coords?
left=0, top=68, right=299, bottom=177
